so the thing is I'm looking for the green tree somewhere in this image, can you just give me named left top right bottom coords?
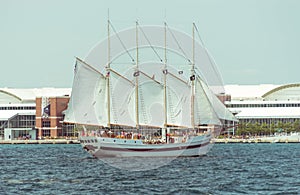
left=293, top=120, right=300, bottom=132
left=284, top=122, right=293, bottom=133
left=270, top=122, right=276, bottom=135
left=260, top=123, right=269, bottom=136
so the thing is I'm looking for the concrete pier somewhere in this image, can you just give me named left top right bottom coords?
left=214, top=138, right=300, bottom=143
left=0, top=139, right=80, bottom=144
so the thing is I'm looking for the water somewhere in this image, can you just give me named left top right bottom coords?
left=0, top=143, right=299, bottom=195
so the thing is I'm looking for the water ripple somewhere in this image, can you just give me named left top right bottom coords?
left=0, top=144, right=300, bottom=194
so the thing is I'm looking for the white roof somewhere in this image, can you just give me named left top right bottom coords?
left=0, top=88, right=71, bottom=102
left=0, top=110, right=36, bottom=120
left=227, top=100, right=300, bottom=104
left=0, top=103, right=36, bottom=107
left=229, top=107, right=300, bottom=119
left=224, top=84, right=279, bottom=100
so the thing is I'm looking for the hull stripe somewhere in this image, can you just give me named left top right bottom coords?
left=99, top=142, right=210, bottom=152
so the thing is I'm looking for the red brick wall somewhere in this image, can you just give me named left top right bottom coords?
left=35, top=96, right=70, bottom=138
left=35, top=97, right=42, bottom=137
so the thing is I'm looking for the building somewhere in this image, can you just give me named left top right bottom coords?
left=1, top=84, right=300, bottom=139
left=225, top=83, right=300, bottom=134
left=35, top=96, right=73, bottom=139
left=0, top=88, right=72, bottom=140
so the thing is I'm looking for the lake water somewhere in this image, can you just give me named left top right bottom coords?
left=0, top=143, right=299, bottom=194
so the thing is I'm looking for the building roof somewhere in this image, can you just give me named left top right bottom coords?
left=225, top=83, right=300, bottom=101
left=0, top=110, right=36, bottom=121
left=229, top=107, right=300, bottom=119
left=2, top=83, right=298, bottom=104
left=227, top=100, right=300, bottom=104
left=0, top=88, right=71, bottom=104
left=262, top=83, right=300, bottom=101
left=224, top=84, right=279, bottom=100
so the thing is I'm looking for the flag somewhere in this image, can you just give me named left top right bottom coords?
left=43, top=104, right=50, bottom=116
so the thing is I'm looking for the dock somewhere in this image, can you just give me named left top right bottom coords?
left=214, top=138, right=300, bottom=143
left=0, top=139, right=80, bottom=144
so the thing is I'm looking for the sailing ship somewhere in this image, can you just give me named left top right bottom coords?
left=64, top=20, right=237, bottom=158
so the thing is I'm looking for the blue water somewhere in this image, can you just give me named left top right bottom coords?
left=0, top=143, right=299, bottom=195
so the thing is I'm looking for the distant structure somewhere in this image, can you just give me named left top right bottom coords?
left=225, top=84, right=300, bottom=134
left=0, top=88, right=73, bottom=140
left=1, top=84, right=300, bottom=140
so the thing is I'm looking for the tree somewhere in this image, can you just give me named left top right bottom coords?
left=270, top=122, right=276, bottom=135
left=293, top=120, right=300, bottom=132
left=260, top=123, right=269, bottom=136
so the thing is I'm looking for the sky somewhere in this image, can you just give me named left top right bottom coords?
left=1, top=0, right=300, bottom=88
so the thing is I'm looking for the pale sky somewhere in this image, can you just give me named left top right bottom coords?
left=1, top=0, right=300, bottom=88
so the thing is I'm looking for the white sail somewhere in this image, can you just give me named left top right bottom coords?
left=61, top=22, right=240, bottom=160
left=135, top=71, right=164, bottom=127
left=64, top=59, right=108, bottom=126
left=108, top=69, right=136, bottom=127
left=166, top=72, right=192, bottom=127
left=200, top=79, right=237, bottom=122
left=194, top=77, right=222, bottom=126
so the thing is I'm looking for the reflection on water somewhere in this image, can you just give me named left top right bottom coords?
left=101, top=157, right=176, bottom=171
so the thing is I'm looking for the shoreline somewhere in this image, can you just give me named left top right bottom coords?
left=1, top=137, right=300, bottom=144
left=214, top=138, right=300, bottom=144
left=0, top=139, right=80, bottom=144
left=0, top=135, right=300, bottom=144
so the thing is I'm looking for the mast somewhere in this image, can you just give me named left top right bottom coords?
left=163, top=22, right=168, bottom=128
left=107, top=11, right=111, bottom=128
left=191, top=23, right=196, bottom=128
left=135, top=21, right=140, bottom=130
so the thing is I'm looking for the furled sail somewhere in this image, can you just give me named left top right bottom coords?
left=64, top=58, right=108, bottom=126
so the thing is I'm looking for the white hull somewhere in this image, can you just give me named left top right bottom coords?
left=79, top=134, right=212, bottom=158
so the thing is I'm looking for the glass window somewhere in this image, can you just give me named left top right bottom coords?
left=42, top=121, right=51, bottom=127
left=42, top=130, right=51, bottom=137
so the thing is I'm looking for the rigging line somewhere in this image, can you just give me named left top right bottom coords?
left=137, top=23, right=163, bottom=63
left=108, top=68, right=135, bottom=86
left=108, top=20, right=135, bottom=63
left=194, top=69, right=209, bottom=88
left=165, top=23, right=191, bottom=63
left=193, top=24, right=205, bottom=47
left=168, top=72, right=189, bottom=85
left=205, top=49, right=224, bottom=87
left=139, top=71, right=163, bottom=86
left=75, top=57, right=105, bottom=77
left=194, top=23, right=224, bottom=88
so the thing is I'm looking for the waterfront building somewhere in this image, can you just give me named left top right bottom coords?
left=225, top=84, right=300, bottom=135
left=0, top=88, right=72, bottom=140
left=1, top=83, right=299, bottom=140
